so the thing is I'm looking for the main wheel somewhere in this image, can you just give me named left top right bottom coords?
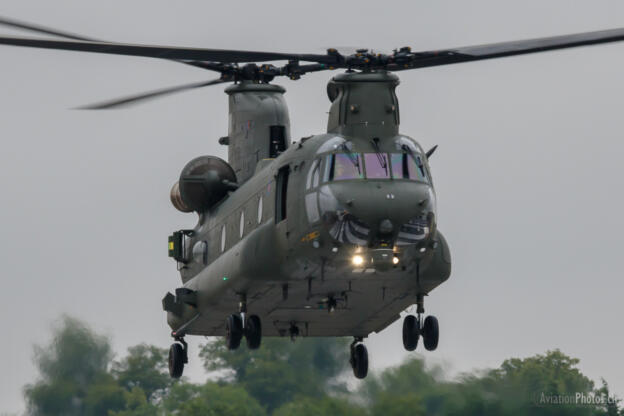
left=402, top=315, right=419, bottom=351
left=168, top=343, right=184, bottom=379
left=351, top=344, right=369, bottom=379
left=422, top=315, right=439, bottom=351
left=225, top=314, right=243, bottom=350
left=245, top=315, right=262, bottom=350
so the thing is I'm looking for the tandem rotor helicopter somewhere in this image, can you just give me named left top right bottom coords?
left=2, top=16, right=623, bottom=379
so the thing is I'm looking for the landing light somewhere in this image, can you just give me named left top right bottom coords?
left=392, top=256, right=400, bottom=265
left=352, top=255, right=364, bottom=266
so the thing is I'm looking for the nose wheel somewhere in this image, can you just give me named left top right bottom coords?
left=402, top=294, right=439, bottom=352
left=349, top=338, right=369, bottom=379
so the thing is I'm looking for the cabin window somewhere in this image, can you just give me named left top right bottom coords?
left=239, top=211, right=245, bottom=238
left=192, top=241, right=208, bottom=265
left=257, top=196, right=263, bottom=224
left=220, top=225, right=226, bottom=252
left=275, top=166, right=289, bottom=222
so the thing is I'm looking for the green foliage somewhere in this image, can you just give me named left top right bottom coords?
left=112, top=344, right=171, bottom=400
left=273, top=396, right=363, bottom=416
left=199, top=337, right=350, bottom=411
left=24, top=316, right=116, bottom=416
left=162, top=382, right=267, bottom=416
left=108, top=387, right=158, bottom=416
left=370, top=393, right=425, bottom=416
left=20, top=316, right=624, bottom=416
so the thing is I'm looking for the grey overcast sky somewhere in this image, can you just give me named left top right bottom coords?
left=1, top=0, right=624, bottom=413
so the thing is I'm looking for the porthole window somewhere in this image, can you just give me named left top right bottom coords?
left=257, top=196, right=263, bottom=224
left=221, top=225, right=226, bottom=252
left=192, top=241, right=207, bottom=265
left=239, top=211, right=245, bottom=238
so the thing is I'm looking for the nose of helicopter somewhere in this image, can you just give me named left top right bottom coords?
left=318, top=180, right=435, bottom=247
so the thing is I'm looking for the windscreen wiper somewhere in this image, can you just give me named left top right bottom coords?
left=371, top=138, right=389, bottom=176
left=340, top=143, right=362, bottom=174
left=402, top=144, right=426, bottom=178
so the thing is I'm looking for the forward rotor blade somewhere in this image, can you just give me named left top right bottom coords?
left=77, top=78, right=228, bottom=109
left=0, top=16, right=94, bottom=41
left=0, top=35, right=333, bottom=64
left=407, top=28, right=624, bottom=69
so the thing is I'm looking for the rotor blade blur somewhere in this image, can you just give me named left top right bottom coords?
left=77, top=78, right=228, bottom=109
left=0, top=35, right=334, bottom=63
left=0, top=17, right=230, bottom=73
left=406, top=27, right=624, bottom=69
left=0, top=16, right=94, bottom=41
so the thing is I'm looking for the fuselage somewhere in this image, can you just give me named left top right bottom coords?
left=166, top=132, right=451, bottom=336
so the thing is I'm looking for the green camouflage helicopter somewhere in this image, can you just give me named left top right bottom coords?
left=1, top=16, right=623, bottom=379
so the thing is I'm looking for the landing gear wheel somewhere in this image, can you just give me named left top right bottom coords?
left=402, top=314, right=419, bottom=351
left=350, top=343, right=369, bottom=379
left=225, top=314, right=243, bottom=350
left=422, top=315, right=439, bottom=351
left=168, top=343, right=185, bottom=379
left=245, top=315, right=262, bottom=350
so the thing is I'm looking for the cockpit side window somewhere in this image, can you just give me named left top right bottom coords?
left=324, top=153, right=363, bottom=181
left=390, top=153, right=429, bottom=182
left=306, top=159, right=321, bottom=190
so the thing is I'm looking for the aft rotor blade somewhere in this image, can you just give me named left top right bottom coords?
left=0, top=16, right=94, bottom=41
left=77, top=78, right=228, bottom=109
left=0, top=35, right=333, bottom=63
left=407, top=28, right=624, bottom=69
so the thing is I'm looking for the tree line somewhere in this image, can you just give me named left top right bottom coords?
left=20, top=316, right=622, bottom=415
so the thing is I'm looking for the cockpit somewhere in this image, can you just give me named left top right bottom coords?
left=320, top=152, right=429, bottom=183
left=304, top=149, right=436, bottom=248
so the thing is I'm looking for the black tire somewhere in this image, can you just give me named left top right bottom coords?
left=351, top=344, right=369, bottom=379
left=225, top=314, right=243, bottom=350
left=402, top=315, right=419, bottom=351
left=422, top=315, right=439, bottom=351
left=245, top=315, right=262, bottom=350
left=168, top=343, right=184, bottom=379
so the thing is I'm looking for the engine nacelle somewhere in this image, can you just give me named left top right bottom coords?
left=171, top=156, right=237, bottom=213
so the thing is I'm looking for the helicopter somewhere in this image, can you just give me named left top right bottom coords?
left=1, top=16, right=624, bottom=380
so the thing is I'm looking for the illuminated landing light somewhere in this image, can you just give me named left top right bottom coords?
left=352, top=255, right=364, bottom=266
left=419, top=247, right=426, bottom=253
left=393, top=256, right=400, bottom=265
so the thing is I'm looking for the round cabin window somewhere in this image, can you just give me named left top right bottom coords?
left=239, top=211, right=245, bottom=238
left=221, top=225, right=226, bottom=252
